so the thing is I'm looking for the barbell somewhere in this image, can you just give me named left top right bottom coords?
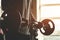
left=40, top=19, right=55, bottom=35
left=0, top=11, right=55, bottom=35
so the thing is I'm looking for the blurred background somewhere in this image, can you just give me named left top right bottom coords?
left=0, top=0, right=60, bottom=40
left=36, top=0, right=60, bottom=40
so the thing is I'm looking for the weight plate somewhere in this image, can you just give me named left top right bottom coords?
left=40, top=19, right=55, bottom=35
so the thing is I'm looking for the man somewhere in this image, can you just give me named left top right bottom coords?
left=1, top=0, right=30, bottom=40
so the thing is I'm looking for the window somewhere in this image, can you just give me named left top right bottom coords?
left=41, top=0, right=60, bottom=4
left=36, top=0, right=60, bottom=40
left=37, top=0, right=60, bottom=35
